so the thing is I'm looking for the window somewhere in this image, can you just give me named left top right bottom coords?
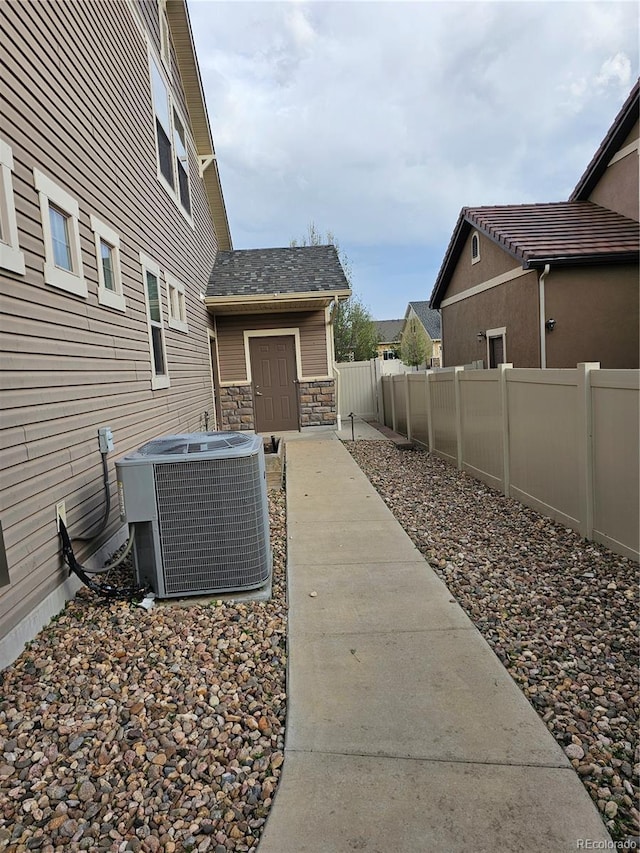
left=0, top=140, right=25, bottom=275
left=150, top=57, right=192, bottom=217
left=166, top=271, right=188, bottom=333
left=471, top=231, right=480, bottom=264
left=90, top=215, right=125, bottom=312
left=34, top=168, right=86, bottom=297
left=140, top=253, right=170, bottom=389
left=159, top=1, right=171, bottom=72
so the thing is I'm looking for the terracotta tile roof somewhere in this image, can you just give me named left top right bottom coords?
left=430, top=202, right=639, bottom=308
left=207, top=245, right=351, bottom=297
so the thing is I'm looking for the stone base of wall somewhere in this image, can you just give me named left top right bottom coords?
left=219, top=385, right=255, bottom=431
left=299, top=379, right=336, bottom=427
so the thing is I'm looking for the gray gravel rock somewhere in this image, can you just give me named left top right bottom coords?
left=347, top=440, right=639, bottom=844
left=0, top=490, right=288, bottom=853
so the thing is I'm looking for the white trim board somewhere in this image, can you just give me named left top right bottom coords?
left=243, top=328, right=302, bottom=383
left=440, top=266, right=530, bottom=307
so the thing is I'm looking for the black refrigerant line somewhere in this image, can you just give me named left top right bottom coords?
left=58, top=517, right=147, bottom=601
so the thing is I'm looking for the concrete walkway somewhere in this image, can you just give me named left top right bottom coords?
left=258, top=432, right=611, bottom=853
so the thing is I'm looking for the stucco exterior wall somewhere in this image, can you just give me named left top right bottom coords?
left=445, top=229, right=521, bottom=299
left=545, top=265, right=639, bottom=368
left=588, top=120, right=639, bottom=221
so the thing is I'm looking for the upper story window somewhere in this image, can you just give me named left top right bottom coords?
left=150, top=57, right=192, bottom=219
left=34, top=168, right=86, bottom=297
left=166, top=271, right=188, bottom=333
left=90, top=215, right=125, bottom=312
left=471, top=231, right=480, bottom=264
left=159, top=1, right=171, bottom=72
left=0, top=139, right=25, bottom=275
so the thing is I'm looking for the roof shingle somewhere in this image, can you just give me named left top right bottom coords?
left=374, top=319, right=404, bottom=342
left=406, top=301, right=442, bottom=339
left=207, top=245, right=350, bottom=298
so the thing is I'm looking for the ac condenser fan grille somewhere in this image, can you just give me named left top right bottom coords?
left=154, top=455, right=270, bottom=594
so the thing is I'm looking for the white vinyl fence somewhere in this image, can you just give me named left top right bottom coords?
left=381, top=363, right=639, bottom=562
left=334, top=359, right=382, bottom=422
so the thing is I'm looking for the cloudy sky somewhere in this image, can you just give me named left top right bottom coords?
left=187, top=0, right=638, bottom=320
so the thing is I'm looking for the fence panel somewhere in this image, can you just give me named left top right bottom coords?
left=591, top=371, right=639, bottom=560
left=459, top=370, right=503, bottom=490
left=334, top=360, right=379, bottom=420
left=430, top=372, right=457, bottom=464
left=393, top=375, right=407, bottom=435
left=507, top=370, right=580, bottom=528
left=408, top=374, right=428, bottom=447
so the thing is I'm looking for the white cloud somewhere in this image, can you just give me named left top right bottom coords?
left=187, top=0, right=638, bottom=314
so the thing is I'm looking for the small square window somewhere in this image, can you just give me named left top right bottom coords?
left=0, top=139, right=25, bottom=275
left=90, top=215, right=125, bottom=312
left=166, top=271, right=188, bottom=333
left=34, top=169, right=86, bottom=297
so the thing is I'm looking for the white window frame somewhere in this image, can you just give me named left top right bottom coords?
left=159, top=0, right=172, bottom=74
left=166, top=271, right=188, bottom=333
left=149, top=52, right=193, bottom=226
left=34, top=168, right=86, bottom=297
left=471, top=231, right=481, bottom=265
left=0, top=140, right=25, bottom=275
left=486, top=326, right=507, bottom=368
left=140, top=252, right=170, bottom=390
left=90, top=215, right=125, bottom=312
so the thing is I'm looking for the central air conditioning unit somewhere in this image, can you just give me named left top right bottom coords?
left=115, top=432, right=271, bottom=598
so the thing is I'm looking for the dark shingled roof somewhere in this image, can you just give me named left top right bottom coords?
left=406, top=301, right=442, bottom=339
left=207, top=245, right=350, bottom=297
left=430, top=202, right=639, bottom=308
left=375, top=319, right=404, bottom=342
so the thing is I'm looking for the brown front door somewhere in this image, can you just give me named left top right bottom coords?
left=249, top=335, right=299, bottom=432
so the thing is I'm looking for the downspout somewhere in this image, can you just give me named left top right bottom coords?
left=539, top=264, right=550, bottom=369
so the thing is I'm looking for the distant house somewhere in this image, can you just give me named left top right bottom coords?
left=205, top=246, right=350, bottom=433
left=374, top=319, right=404, bottom=359
left=430, top=81, right=639, bottom=369
left=402, top=301, right=442, bottom=366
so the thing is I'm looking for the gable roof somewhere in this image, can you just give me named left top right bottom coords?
left=405, top=301, right=442, bottom=339
left=375, top=319, right=404, bottom=342
left=570, top=79, right=639, bottom=202
left=430, top=202, right=639, bottom=308
left=205, top=246, right=351, bottom=313
left=167, top=0, right=232, bottom=251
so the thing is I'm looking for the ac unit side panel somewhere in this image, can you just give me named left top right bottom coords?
left=153, top=454, right=271, bottom=596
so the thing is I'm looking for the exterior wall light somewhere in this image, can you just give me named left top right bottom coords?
left=545, top=318, right=556, bottom=332
left=477, top=331, right=486, bottom=341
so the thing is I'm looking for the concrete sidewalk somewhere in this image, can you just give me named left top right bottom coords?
left=258, top=435, right=611, bottom=853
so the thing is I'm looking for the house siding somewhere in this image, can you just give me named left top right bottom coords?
left=441, top=270, right=540, bottom=367
left=445, top=229, right=520, bottom=300
left=545, top=265, right=639, bottom=369
left=215, top=310, right=330, bottom=383
left=587, top=119, right=639, bottom=222
left=0, top=1, right=221, bottom=646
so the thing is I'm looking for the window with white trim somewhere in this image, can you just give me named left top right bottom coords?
left=159, top=1, right=171, bottom=72
left=34, top=169, right=86, bottom=297
left=150, top=56, right=192, bottom=217
left=140, top=253, right=170, bottom=389
left=471, top=231, right=480, bottom=264
left=90, top=215, right=125, bottom=312
left=166, top=271, right=188, bottom=333
left=0, top=140, right=25, bottom=275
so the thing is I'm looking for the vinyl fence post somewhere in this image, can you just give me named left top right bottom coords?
left=453, top=366, right=463, bottom=470
left=391, top=376, right=397, bottom=433
left=405, top=372, right=411, bottom=441
left=499, top=363, right=512, bottom=497
left=577, top=362, right=599, bottom=540
left=425, top=370, right=433, bottom=452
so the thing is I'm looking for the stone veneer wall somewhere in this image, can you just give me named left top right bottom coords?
left=299, top=379, right=336, bottom=427
left=219, top=385, right=255, bottom=431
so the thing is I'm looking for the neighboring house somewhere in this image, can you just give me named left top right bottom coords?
left=205, top=246, right=350, bottom=433
left=430, top=81, right=639, bottom=369
left=402, top=301, right=442, bottom=366
left=0, top=0, right=227, bottom=663
left=374, top=319, right=404, bottom=359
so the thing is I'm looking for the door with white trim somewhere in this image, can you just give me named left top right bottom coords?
left=249, top=335, right=299, bottom=432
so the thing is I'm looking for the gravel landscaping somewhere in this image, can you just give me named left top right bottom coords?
left=0, top=490, right=287, bottom=853
left=346, top=439, right=639, bottom=845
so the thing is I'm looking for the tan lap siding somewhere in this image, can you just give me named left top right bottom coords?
left=0, top=1, right=220, bottom=640
left=215, top=310, right=329, bottom=383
